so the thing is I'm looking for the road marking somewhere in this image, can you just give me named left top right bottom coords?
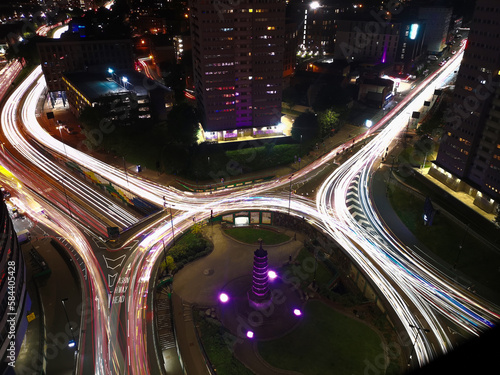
left=103, top=254, right=126, bottom=270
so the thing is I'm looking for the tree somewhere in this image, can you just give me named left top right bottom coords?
left=317, top=108, right=340, bottom=137
left=291, top=111, right=319, bottom=142
left=161, top=142, right=190, bottom=174
left=166, top=103, right=200, bottom=147
left=494, top=205, right=500, bottom=228
left=312, top=83, right=353, bottom=113
left=417, top=106, right=445, bottom=138
left=282, top=86, right=300, bottom=111
left=163, top=256, right=175, bottom=272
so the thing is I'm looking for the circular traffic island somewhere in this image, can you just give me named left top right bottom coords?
left=218, top=275, right=304, bottom=341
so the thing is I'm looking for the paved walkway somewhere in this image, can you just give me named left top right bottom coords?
left=171, top=225, right=304, bottom=375
left=173, top=225, right=303, bottom=306
left=15, top=236, right=81, bottom=375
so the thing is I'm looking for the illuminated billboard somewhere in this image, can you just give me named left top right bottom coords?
left=409, top=24, right=419, bottom=40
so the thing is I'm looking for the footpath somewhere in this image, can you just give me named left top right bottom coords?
left=15, top=235, right=81, bottom=375
left=168, top=224, right=304, bottom=375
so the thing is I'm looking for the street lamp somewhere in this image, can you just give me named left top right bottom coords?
left=386, top=155, right=396, bottom=196
left=299, top=134, right=303, bottom=169
left=61, top=298, right=77, bottom=349
left=288, top=174, right=294, bottom=215
left=56, top=177, right=73, bottom=219
left=56, top=125, right=69, bottom=159
left=122, top=156, right=130, bottom=192
left=454, top=223, right=470, bottom=270
left=161, top=238, right=168, bottom=277
left=407, top=324, right=429, bottom=368
left=163, top=196, right=175, bottom=244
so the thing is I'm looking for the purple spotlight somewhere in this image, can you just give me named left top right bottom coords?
left=246, top=330, right=254, bottom=339
left=293, top=308, right=302, bottom=316
left=219, top=293, right=229, bottom=303
left=268, top=270, right=277, bottom=280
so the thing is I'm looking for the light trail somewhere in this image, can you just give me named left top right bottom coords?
left=1, top=67, right=140, bottom=230
left=2, top=170, right=114, bottom=375
left=317, top=44, right=500, bottom=367
left=4, top=34, right=499, bottom=374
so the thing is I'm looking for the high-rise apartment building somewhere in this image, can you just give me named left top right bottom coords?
left=430, top=0, right=500, bottom=213
left=417, top=6, right=452, bottom=55
left=189, top=0, right=286, bottom=142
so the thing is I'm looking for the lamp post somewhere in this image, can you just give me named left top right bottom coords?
left=288, top=174, right=294, bottom=215
left=56, top=125, right=69, bottom=160
left=161, top=238, right=168, bottom=277
left=454, top=223, right=470, bottom=270
left=208, top=157, right=212, bottom=194
left=407, top=324, right=430, bottom=368
left=57, top=177, right=73, bottom=219
left=122, top=156, right=130, bottom=192
left=386, top=155, right=396, bottom=196
left=298, top=134, right=302, bottom=170
left=163, top=196, right=175, bottom=244
left=61, top=298, right=77, bottom=349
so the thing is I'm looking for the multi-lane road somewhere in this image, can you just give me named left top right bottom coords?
left=1, top=37, right=499, bottom=374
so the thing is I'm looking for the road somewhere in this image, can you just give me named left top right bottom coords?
left=1, top=36, right=499, bottom=374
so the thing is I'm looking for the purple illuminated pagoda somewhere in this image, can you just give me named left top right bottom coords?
left=248, top=240, right=272, bottom=308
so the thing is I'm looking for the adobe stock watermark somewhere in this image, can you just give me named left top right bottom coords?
left=6, top=260, right=17, bottom=368
left=388, top=70, right=500, bottom=188
left=6, top=5, right=62, bottom=57
left=14, top=300, right=90, bottom=375
left=221, top=247, right=330, bottom=350
left=76, top=72, right=169, bottom=153
left=206, top=106, right=284, bottom=185
left=363, top=334, right=411, bottom=375
left=442, top=72, right=500, bottom=134
left=340, top=0, right=405, bottom=60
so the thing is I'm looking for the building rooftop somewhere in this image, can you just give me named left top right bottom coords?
left=63, top=70, right=171, bottom=102
left=63, top=72, right=129, bottom=102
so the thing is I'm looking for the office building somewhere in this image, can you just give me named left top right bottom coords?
left=63, top=70, right=173, bottom=122
left=189, top=0, right=286, bottom=142
left=38, top=38, right=135, bottom=92
left=430, top=0, right=500, bottom=213
left=333, top=9, right=426, bottom=75
left=418, top=6, right=452, bottom=55
left=333, top=17, right=400, bottom=65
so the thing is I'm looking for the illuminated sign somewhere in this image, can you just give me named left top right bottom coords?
left=409, top=24, right=419, bottom=40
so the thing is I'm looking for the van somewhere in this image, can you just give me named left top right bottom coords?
left=427, top=55, right=438, bottom=61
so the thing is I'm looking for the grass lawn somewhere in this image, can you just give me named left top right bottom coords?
left=281, top=248, right=333, bottom=289
left=224, top=227, right=290, bottom=245
left=196, top=317, right=254, bottom=375
left=388, top=185, right=500, bottom=298
left=258, top=300, right=384, bottom=375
